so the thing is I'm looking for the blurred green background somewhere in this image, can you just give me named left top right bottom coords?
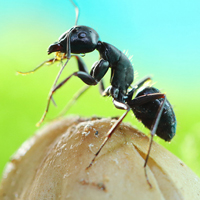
left=0, top=0, right=200, bottom=179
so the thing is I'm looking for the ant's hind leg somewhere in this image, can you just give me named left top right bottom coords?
left=128, top=92, right=167, bottom=187
left=143, top=95, right=166, bottom=188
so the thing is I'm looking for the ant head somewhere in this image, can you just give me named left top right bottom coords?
left=48, top=26, right=100, bottom=56
left=70, top=26, right=100, bottom=53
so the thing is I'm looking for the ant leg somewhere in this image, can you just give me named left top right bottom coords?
left=59, top=56, right=106, bottom=115
left=132, top=76, right=152, bottom=89
left=74, top=55, right=89, bottom=73
left=49, top=59, right=70, bottom=107
left=47, top=55, right=88, bottom=106
left=16, top=58, right=55, bottom=75
left=16, top=54, right=85, bottom=75
left=36, top=59, right=74, bottom=126
left=17, top=55, right=68, bottom=106
left=128, top=93, right=166, bottom=187
left=38, top=58, right=109, bottom=126
left=59, top=79, right=105, bottom=116
left=37, top=71, right=100, bottom=126
left=58, top=56, right=98, bottom=115
left=99, top=79, right=105, bottom=94
left=46, top=55, right=84, bottom=107
left=16, top=56, right=67, bottom=75
left=144, top=95, right=166, bottom=188
left=17, top=56, right=66, bottom=106
left=98, top=79, right=112, bottom=97
left=86, top=101, right=130, bottom=170
left=98, top=79, right=105, bottom=95
left=58, top=85, right=90, bottom=116
left=127, top=76, right=152, bottom=100
left=127, top=93, right=165, bottom=106
left=59, top=81, right=106, bottom=116
left=57, top=56, right=108, bottom=115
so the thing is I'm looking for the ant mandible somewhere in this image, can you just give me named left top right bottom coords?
left=17, top=0, right=176, bottom=188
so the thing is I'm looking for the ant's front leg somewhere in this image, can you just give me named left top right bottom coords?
left=74, top=56, right=89, bottom=73
left=36, top=71, right=95, bottom=127
left=17, top=56, right=67, bottom=106
left=57, top=56, right=105, bottom=116
left=37, top=58, right=109, bottom=126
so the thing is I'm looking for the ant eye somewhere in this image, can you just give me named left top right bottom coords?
left=78, top=32, right=87, bottom=38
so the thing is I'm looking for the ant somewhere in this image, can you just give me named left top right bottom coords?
left=17, top=0, right=176, bottom=188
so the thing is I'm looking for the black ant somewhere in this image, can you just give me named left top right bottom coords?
left=17, top=0, right=176, bottom=188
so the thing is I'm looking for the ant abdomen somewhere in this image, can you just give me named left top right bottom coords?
left=132, top=87, right=176, bottom=141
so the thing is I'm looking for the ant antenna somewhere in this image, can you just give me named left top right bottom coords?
left=70, top=0, right=79, bottom=26
left=65, top=0, right=79, bottom=58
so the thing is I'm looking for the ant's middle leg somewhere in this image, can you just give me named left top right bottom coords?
left=86, top=101, right=130, bottom=170
left=58, top=78, right=105, bottom=116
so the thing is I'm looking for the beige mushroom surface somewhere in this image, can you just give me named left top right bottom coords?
left=0, top=116, right=200, bottom=200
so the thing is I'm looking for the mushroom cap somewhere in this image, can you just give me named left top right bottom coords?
left=0, top=116, right=200, bottom=199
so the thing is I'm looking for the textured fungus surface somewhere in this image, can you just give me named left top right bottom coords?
left=0, top=116, right=200, bottom=199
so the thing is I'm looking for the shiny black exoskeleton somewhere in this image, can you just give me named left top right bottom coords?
left=45, top=25, right=176, bottom=184
left=47, top=25, right=176, bottom=140
left=18, top=1, right=176, bottom=188
left=48, top=25, right=134, bottom=103
left=49, top=26, right=100, bottom=55
left=127, top=87, right=176, bottom=142
left=47, top=25, right=176, bottom=141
